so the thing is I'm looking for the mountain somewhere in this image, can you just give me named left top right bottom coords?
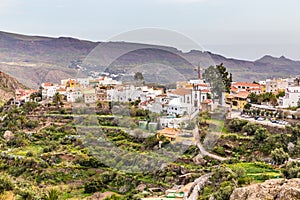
left=0, top=71, right=26, bottom=105
left=1, top=31, right=300, bottom=88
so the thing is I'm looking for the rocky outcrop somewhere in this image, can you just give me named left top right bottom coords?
left=0, top=71, right=26, bottom=103
left=230, top=178, right=300, bottom=200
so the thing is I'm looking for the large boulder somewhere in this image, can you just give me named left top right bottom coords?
left=230, top=178, right=300, bottom=200
left=3, top=130, right=14, bottom=142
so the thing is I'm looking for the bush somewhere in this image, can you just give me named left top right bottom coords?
left=271, top=148, right=289, bottom=165
left=43, top=189, right=59, bottom=200
left=0, top=174, right=14, bottom=194
left=282, top=161, right=300, bottom=179
left=228, top=119, right=248, bottom=132
left=213, top=146, right=226, bottom=156
left=254, top=127, right=269, bottom=143
left=84, top=179, right=103, bottom=193
left=242, top=122, right=261, bottom=136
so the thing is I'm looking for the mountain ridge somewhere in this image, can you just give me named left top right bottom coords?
left=0, top=31, right=300, bottom=88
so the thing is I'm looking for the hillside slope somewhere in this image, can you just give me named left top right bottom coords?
left=1, top=31, right=300, bottom=88
left=0, top=71, right=26, bottom=105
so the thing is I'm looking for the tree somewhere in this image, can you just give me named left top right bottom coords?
left=254, top=127, right=269, bottom=142
left=217, top=63, right=232, bottom=93
left=271, top=148, right=289, bottom=165
left=52, top=92, right=63, bottom=107
left=248, top=93, right=258, bottom=104
left=134, top=72, right=144, bottom=81
left=203, top=64, right=231, bottom=101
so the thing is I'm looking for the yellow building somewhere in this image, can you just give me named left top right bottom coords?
left=226, top=91, right=249, bottom=110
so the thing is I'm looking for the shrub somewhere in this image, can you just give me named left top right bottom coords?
left=43, top=189, right=59, bottom=200
left=283, top=161, right=300, bottom=179
left=84, top=179, right=103, bottom=193
left=0, top=174, right=14, bottom=194
left=271, top=148, right=289, bottom=165
left=228, top=119, right=248, bottom=132
left=254, top=127, right=269, bottom=143
left=242, top=122, right=261, bottom=136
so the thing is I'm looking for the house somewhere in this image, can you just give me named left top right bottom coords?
left=192, top=89, right=209, bottom=108
left=41, top=83, right=57, bottom=99
left=231, top=82, right=261, bottom=93
left=107, top=85, right=142, bottom=102
left=96, top=89, right=107, bottom=101
left=265, top=78, right=289, bottom=93
left=157, top=128, right=181, bottom=141
left=226, top=91, right=249, bottom=110
left=66, top=89, right=83, bottom=103
left=77, top=78, right=90, bottom=87
left=168, top=88, right=192, bottom=104
left=83, top=89, right=97, bottom=104
left=167, top=98, right=192, bottom=116
left=61, top=79, right=77, bottom=88
left=278, top=86, right=300, bottom=108
left=15, top=89, right=38, bottom=102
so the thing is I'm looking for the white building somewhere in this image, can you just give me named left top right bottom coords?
left=83, top=89, right=97, bottom=104
left=107, top=85, right=142, bottom=102
left=279, top=86, right=300, bottom=107
left=99, top=76, right=122, bottom=86
left=66, top=89, right=83, bottom=103
left=77, top=78, right=91, bottom=87
left=266, top=78, right=289, bottom=93
left=167, top=98, right=192, bottom=116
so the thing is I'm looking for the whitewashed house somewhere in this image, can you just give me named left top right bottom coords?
left=66, top=89, right=83, bottom=103
left=167, top=98, right=193, bottom=116
left=107, top=85, right=142, bottom=102
left=83, top=89, right=97, bottom=104
left=279, top=86, right=300, bottom=107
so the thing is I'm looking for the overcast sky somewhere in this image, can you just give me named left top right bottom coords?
left=1, top=0, right=300, bottom=61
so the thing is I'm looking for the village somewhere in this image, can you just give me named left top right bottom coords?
left=14, top=73, right=300, bottom=126
left=8, top=73, right=300, bottom=200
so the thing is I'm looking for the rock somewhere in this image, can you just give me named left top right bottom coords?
left=3, top=130, right=14, bottom=142
left=119, top=185, right=130, bottom=193
left=193, top=154, right=207, bottom=166
left=288, top=142, right=295, bottom=153
left=136, top=184, right=147, bottom=191
left=230, top=178, right=300, bottom=200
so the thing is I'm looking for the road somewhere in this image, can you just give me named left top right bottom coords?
left=187, top=173, right=212, bottom=200
left=193, top=126, right=228, bottom=162
left=230, top=111, right=286, bottom=128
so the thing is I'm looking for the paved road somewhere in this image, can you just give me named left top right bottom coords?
left=231, top=111, right=286, bottom=128
left=194, top=126, right=228, bottom=162
left=187, top=173, right=212, bottom=200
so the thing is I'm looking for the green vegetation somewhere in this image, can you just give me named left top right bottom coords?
left=0, top=102, right=299, bottom=200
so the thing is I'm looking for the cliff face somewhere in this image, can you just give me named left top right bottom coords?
left=230, top=178, right=300, bottom=200
left=0, top=71, right=26, bottom=104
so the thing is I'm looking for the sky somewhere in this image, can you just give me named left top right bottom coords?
left=1, top=0, right=300, bottom=61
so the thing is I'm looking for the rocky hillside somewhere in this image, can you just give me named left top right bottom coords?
left=1, top=31, right=300, bottom=88
left=0, top=71, right=26, bottom=105
left=230, top=178, right=300, bottom=200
